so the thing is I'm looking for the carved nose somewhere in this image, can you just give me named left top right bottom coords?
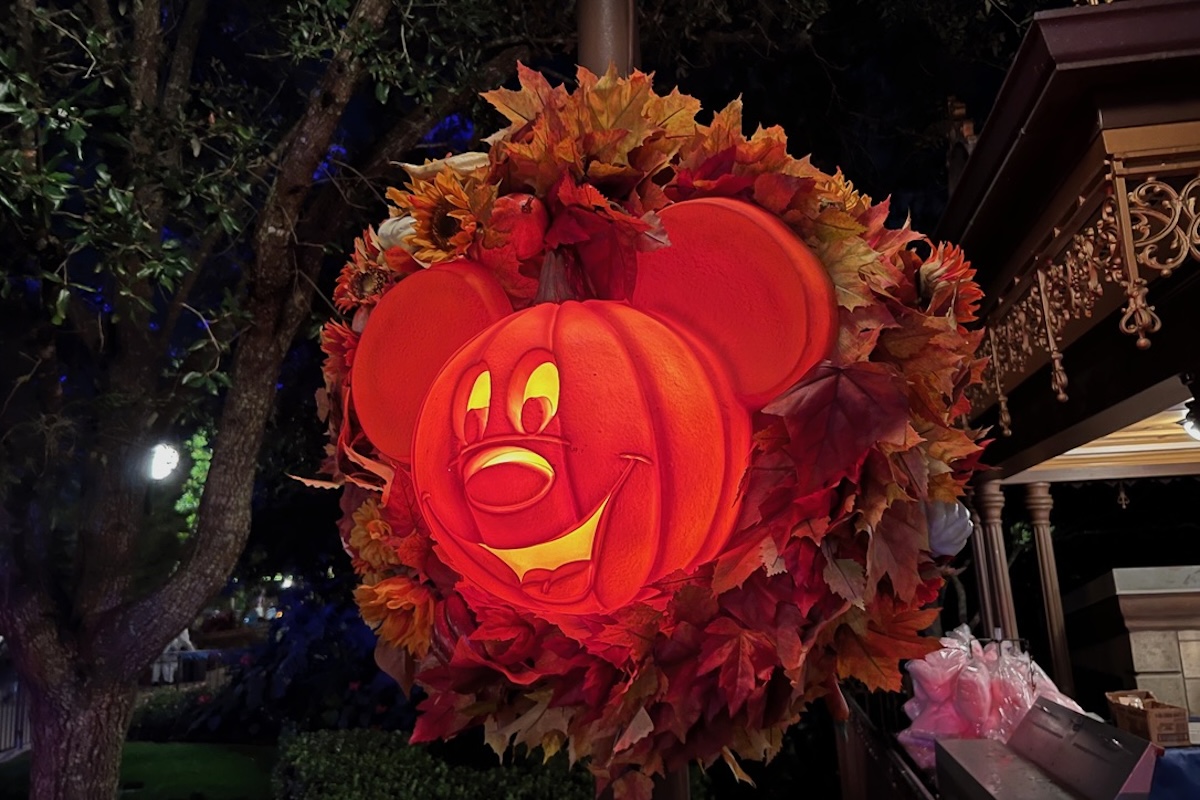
left=463, top=446, right=555, bottom=513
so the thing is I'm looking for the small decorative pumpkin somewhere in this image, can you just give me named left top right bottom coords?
left=352, top=198, right=837, bottom=615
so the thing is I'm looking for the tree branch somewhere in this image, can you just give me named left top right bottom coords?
left=159, top=228, right=222, bottom=348
left=252, top=0, right=393, bottom=287
left=162, top=0, right=209, bottom=119
left=97, top=0, right=394, bottom=677
left=88, top=0, right=115, bottom=38
left=129, top=0, right=163, bottom=115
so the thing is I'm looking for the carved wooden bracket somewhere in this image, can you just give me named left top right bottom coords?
left=969, top=164, right=1200, bottom=434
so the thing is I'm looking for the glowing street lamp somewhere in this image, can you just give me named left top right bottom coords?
left=148, top=443, right=180, bottom=481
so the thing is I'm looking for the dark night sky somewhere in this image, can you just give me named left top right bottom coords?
left=252, top=1, right=1200, bottom=619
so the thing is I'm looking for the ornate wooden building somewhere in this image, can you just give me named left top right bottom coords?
left=841, top=0, right=1200, bottom=796
left=943, top=0, right=1200, bottom=705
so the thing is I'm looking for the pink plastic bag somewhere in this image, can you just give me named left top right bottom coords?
left=954, top=660, right=992, bottom=729
left=908, top=647, right=968, bottom=705
left=898, top=625, right=1082, bottom=769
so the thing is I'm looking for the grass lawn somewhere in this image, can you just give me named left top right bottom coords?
left=0, top=742, right=274, bottom=800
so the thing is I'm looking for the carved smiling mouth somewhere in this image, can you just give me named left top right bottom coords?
left=474, top=453, right=648, bottom=594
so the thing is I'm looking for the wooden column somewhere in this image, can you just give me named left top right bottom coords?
left=577, top=0, right=638, bottom=74
left=1026, top=482, right=1076, bottom=696
left=964, top=488, right=997, bottom=636
left=977, top=480, right=1019, bottom=639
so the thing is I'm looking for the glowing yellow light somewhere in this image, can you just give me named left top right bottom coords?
left=467, top=446, right=554, bottom=478
left=463, top=446, right=556, bottom=512
left=467, top=370, right=491, bottom=411
left=481, top=496, right=608, bottom=580
left=474, top=455, right=642, bottom=579
left=523, top=362, right=559, bottom=418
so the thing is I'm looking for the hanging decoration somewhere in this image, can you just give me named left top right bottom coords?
left=313, top=65, right=986, bottom=798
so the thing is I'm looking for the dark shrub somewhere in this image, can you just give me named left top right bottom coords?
left=272, top=729, right=595, bottom=800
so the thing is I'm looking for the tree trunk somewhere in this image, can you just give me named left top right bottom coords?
left=28, top=681, right=136, bottom=800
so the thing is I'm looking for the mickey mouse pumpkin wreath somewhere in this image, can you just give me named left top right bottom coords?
left=315, top=65, right=985, bottom=797
left=352, top=198, right=835, bottom=614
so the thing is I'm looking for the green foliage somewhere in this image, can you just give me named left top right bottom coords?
left=0, top=742, right=274, bottom=800
left=0, top=0, right=575, bottom=645
left=272, top=729, right=596, bottom=800
left=175, top=430, right=213, bottom=535
left=128, top=686, right=214, bottom=742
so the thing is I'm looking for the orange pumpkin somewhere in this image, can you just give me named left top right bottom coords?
left=351, top=198, right=836, bottom=615
left=412, top=301, right=751, bottom=614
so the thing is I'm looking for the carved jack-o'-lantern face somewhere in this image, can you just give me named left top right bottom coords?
left=412, top=301, right=749, bottom=613
left=352, top=198, right=837, bottom=615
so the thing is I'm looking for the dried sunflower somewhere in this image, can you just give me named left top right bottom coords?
left=387, top=170, right=486, bottom=264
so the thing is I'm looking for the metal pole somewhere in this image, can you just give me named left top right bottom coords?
left=1026, top=482, right=1076, bottom=696
left=577, top=0, right=638, bottom=75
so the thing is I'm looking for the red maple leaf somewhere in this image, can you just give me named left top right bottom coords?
left=668, top=584, right=719, bottom=628
left=543, top=176, right=657, bottom=300
left=867, top=501, right=929, bottom=603
left=697, top=619, right=775, bottom=715
left=785, top=537, right=831, bottom=618
left=669, top=148, right=756, bottom=201
left=752, top=172, right=815, bottom=218
left=591, top=603, right=664, bottom=663
left=712, top=537, right=773, bottom=595
left=763, top=363, right=911, bottom=496
left=411, top=689, right=478, bottom=743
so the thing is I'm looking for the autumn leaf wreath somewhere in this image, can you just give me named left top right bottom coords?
left=314, top=65, right=985, bottom=797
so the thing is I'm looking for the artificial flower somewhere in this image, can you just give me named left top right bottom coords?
left=333, top=226, right=419, bottom=312
left=346, top=497, right=403, bottom=578
left=387, top=170, right=486, bottom=264
left=355, top=575, right=435, bottom=657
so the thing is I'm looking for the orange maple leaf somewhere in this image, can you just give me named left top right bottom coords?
left=576, top=66, right=656, bottom=165
left=831, top=595, right=940, bottom=692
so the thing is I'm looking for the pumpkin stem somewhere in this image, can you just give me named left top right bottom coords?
left=534, top=250, right=590, bottom=304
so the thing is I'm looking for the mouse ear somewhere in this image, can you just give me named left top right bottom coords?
left=351, top=260, right=512, bottom=465
left=632, top=198, right=837, bottom=409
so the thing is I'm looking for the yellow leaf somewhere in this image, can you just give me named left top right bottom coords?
left=814, top=236, right=878, bottom=310
left=642, top=88, right=701, bottom=142
left=481, top=63, right=567, bottom=125
left=814, top=207, right=868, bottom=243
left=721, top=747, right=756, bottom=786
left=584, top=67, right=653, bottom=144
